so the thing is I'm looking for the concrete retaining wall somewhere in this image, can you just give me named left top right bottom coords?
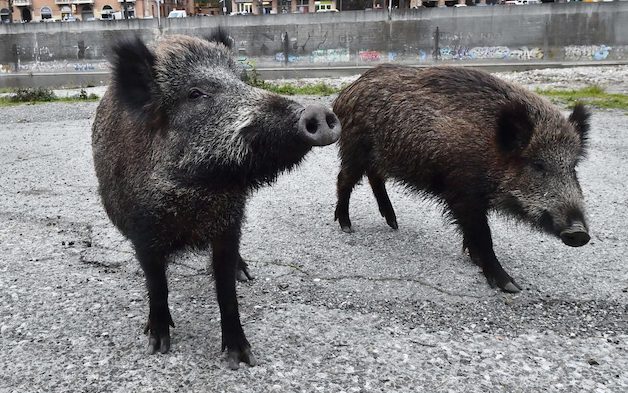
left=0, top=3, right=626, bottom=77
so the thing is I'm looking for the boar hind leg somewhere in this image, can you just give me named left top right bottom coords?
left=367, top=171, right=398, bottom=230
left=453, top=209, right=522, bottom=293
left=335, top=164, right=365, bottom=233
left=236, top=255, right=254, bottom=282
left=138, top=249, right=175, bottom=354
left=212, top=225, right=256, bottom=370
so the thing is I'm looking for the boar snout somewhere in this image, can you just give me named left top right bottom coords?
left=560, top=221, right=590, bottom=247
left=298, top=104, right=341, bottom=146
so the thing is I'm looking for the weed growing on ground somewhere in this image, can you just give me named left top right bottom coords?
left=537, top=85, right=628, bottom=111
left=0, top=87, right=99, bottom=106
left=243, top=66, right=342, bottom=96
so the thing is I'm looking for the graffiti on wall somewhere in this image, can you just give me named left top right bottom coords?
left=508, top=47, right=544, bottom=61
left=275, top=53, right=301, bottom=63
left=358, top=50, right=381, bottom=62
left=437, top=46, right=544, bottom=61
left=17, top=60, right=108, bottom=73
left=310, top=48, right=350, bottom=63
left=564, top=45, right=612, bottom=61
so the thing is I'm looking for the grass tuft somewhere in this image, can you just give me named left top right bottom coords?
left=0, top=88, right=99, bottom=107
left=536, top=85, right=628, bottom=110
left=243, top=66, right=342, bottom=96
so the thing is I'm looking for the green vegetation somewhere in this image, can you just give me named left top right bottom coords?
left=243, top=66, right=342, bottom=96
left=536, top=85, right=628, bottom=111
left=261, top=82, right=342, bottom=96
left=0, top=87, right=99, bottom=107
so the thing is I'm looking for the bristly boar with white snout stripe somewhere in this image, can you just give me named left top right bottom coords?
left=92, top=30, right=341, bottom=369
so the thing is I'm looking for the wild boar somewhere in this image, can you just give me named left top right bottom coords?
left=333, top=64, right=590, bottom=293
left=91, top=31, right=341, bottom=369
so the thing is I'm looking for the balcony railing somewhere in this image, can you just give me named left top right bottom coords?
left=54, top=0, right=72, bottom=4
left=73, top=0, right=95, bottom=3
left=13, top=0, right=33, bottom=6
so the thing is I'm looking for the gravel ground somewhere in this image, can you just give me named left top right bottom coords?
left=0, top=68, right=627, bottom=392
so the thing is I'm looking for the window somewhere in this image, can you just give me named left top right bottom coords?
left=236, top=3, right=252, bottom=13
left=261, top=1, right=272, bottom=14
left=81, top=5, right=94, bottom=21
left=297, top=0, right=308, bottom=13
left=101, top=5, right=113, bottom=20
left=280, top=0, right=292, bottom=13
left=124, top=5, right=135, bottom=18
left=60, top=5, right=72, bottom=20
left=41, top=6, right=53, bottom=20
left=0, top=8, right=10, bottom=24
left=315, top=1, right=334, bottom=11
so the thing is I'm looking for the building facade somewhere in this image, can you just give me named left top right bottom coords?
left=0, top=0, right=187, bottom=22
left=230, top=0, right=338, bottom=14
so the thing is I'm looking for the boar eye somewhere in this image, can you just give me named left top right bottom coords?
left=188, top=88, right=206, bottom=100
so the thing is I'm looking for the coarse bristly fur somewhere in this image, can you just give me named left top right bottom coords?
left=333, top=64, right=591, bottom=294
left=92, top=31, right=339, bottom=369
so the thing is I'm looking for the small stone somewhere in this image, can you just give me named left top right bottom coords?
left=587, top=358, right=599, bottom=366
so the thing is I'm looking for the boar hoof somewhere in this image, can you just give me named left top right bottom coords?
left=386, top=217, right=399, bottom=230
left=334, top=210, right=353, bottom=233
left=341, top=225, right=353, bottom=233
left=145, top=327, right=172, bottom=354
left=237, top=258, right=254, bottom=282
left=502, top=281, right=522, bottom=293
left=227, top=347, right=257, bottom=370
left=236, top=269, right=251, bottom=282
left=147, top=333, right=171, bottom=354
left=144, top=314, right=175, bottom=354
left=485, top=273, right=522, bottom=293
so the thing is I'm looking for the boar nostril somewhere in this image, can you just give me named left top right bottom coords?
left=305, top=117, right=319, bottom=134
left=560, top=221, right=590, bottom=247
left=326, top=113, right=337, bottom=129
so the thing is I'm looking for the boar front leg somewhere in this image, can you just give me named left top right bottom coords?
left=212, top=224, right=257, bottom=370
left=454, top=208, right=522, bottom=293
left=138, top=248, right=175, bottom=354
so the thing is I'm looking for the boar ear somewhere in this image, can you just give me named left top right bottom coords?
left=204, top=27, right=234, bottom=50
left=496, top=101, right=534, bottom=154
left=569, top=103, right=590, bottom=155
left=111, top=36, right=164, bottom=126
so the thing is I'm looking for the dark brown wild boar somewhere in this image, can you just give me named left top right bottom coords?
left=91, top=31, right=341, bottom=369
left=333, top=64, right=590, bottom=293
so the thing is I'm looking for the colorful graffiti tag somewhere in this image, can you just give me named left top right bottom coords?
left=437, top=46, right=543, bottom=61
left=564, top=45, right=612, bottom=61
left=274, top=53, right=301, bottom=63
left=310, top=48, right=350, bottom=63
left=358, top=50, right=381, bottom=62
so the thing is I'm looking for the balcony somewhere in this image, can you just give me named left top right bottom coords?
left=54, top=0, right=72, bottom=3
left=73, top=0, right=95, bottom=3
left=13, top=0, right=33, bottom=6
